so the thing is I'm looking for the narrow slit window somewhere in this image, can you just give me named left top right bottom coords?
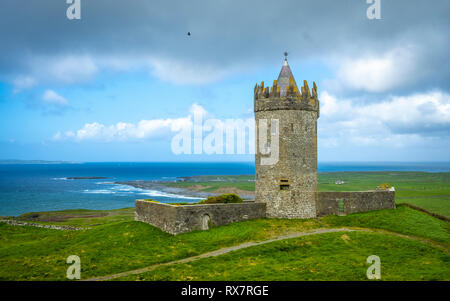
left=279, top=178, right=290, bottom=190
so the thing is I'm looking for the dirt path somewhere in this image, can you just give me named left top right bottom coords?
left=355, top=227, right=450, bottom=253
left=84, top=228, right=353, bottom=281
left=83, top=227, right=449, bottom=281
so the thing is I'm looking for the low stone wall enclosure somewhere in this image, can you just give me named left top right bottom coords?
left=135, top=200, right=266, bottom=235
left=316, top=190, right=395, bottom=216
left=135, top=190, right=395, bottom=235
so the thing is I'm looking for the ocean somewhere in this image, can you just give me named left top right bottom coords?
left=0, top=161, right=449, bottom=217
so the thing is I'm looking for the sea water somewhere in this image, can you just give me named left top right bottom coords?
left=0, top=161, right=449, bottom=216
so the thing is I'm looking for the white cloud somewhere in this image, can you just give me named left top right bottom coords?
left=52, top=91, right=450, bottom=155
left=318, top=90, right=450, bottom=151
left=359, top=91, right=450, bottom=133
left=54, top=105, right=200, bottom=142
left=52, top=131, right=62, bottom=141
left=9, top=56, right=100, bottom=90
left=149, top=58, right=232, bottom=85
left=13, top=76, right=37, bottom=93
left=12, top=54, right=234, bottom=88
left=42, top=90, right=68, bottom=106
left=39, top=56, right=98, bottom=84
left=328, top=47, right=416, bottom=93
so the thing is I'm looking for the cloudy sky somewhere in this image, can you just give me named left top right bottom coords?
left=0, top=0, right=449, bottom=162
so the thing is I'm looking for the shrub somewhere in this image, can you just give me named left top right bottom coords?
left=199, top=194, right=243, bottom=204
left=144, top=199, right=159, bottom=203
left=377, top=183, right=391, bottom=190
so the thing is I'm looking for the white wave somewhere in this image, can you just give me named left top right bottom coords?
left=82, top=183, right=202, bottom=200
left=83, top=189, right=116, bottom=194
left=52, top=177, right=68, bottom=180
left=139, top=190, right=202, bottom=200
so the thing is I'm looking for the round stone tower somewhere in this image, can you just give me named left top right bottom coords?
left=254, top=56, right=320, bottom=219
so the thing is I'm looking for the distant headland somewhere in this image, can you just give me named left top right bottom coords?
left=0, top=160, right=80, bottom=165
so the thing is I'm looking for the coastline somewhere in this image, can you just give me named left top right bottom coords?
left=1, top=168, right=449, bottom=217
left=115, top=180, right=256, bottom=200
left=115, top=180, right=218, bottom=199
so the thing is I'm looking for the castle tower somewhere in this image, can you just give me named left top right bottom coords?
left=254, top=55, right=320, bottom=219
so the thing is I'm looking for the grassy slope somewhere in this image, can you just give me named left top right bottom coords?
left=319, top=172, right=450, bottom=217
left=118, top=231, right=450, bottom=281
left=0, top=171, right=448, bottom=280
left=321, top=205, right=450, bottom=244
left=167, top=172, right=450, bottom=217
left=0, top=205, right=448, bottom=281
left=14, top=208, right=135, bottom=227
left=167, top=180, right=255, bottom=193
left=0, top=216, right=320, bottom=280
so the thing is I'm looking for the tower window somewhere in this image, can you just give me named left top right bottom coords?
left=279, top=178, right=290, bottom=190
left=280, top=185, right=290, bottom=190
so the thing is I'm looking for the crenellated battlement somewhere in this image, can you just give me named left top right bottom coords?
left=254, top=79, right=320, bottom=115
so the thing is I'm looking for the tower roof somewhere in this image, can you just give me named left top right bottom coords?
left=277, top=57, right=299, bottom=97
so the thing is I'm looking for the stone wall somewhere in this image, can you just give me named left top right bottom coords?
left=254, top=95, right=319, bottom=113
left=254, top=77, right=320, bottom=220
left=0, top=220, right=89, bottom=231
left=135, top=200, right=177, bottom=234
left=135, top=200, right=266, bottom=235
left=255, top=109, right=319, bottom=219
left=316, top=190, right=395, bottom=216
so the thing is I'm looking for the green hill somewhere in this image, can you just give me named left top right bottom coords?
left=0, top=204, right=448, bottom=281
left=167, top=172, right=450, bottom=217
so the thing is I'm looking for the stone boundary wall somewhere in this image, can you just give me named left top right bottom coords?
left=402, top=203, right=449, bottom=222
left=0, top=220, right=90, bottom=230
left=135, top=200, right=266, bottom=235
left=316, top=190, right=395, bottom=216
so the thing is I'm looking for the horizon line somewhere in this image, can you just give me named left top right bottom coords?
left=1, top=160, right=450, bottom=164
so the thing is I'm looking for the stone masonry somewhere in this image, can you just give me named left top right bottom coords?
left=254, top=58, right=319, bottom=218
left=135, top=200, right=266, bottom=235
left=316, top=190, right=396, bottom=216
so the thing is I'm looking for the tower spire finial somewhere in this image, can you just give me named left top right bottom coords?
left=283, top=51, right=288, bottom=66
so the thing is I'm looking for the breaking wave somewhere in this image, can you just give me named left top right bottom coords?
left=82, top=183, right=202, bottom=200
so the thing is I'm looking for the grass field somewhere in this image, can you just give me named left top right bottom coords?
left=13, top=208, right=135, bottom=227
left=0, top=171, right=448, bottom=281
left=0, top=205, right=448, bottom=281
left=118, top=231, right=449, bottom=281
left=318, top=172, right=450, bottom=217
left=167, top=172, right=450, bottom=217
left=0, top=214, right=321, bottom=280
